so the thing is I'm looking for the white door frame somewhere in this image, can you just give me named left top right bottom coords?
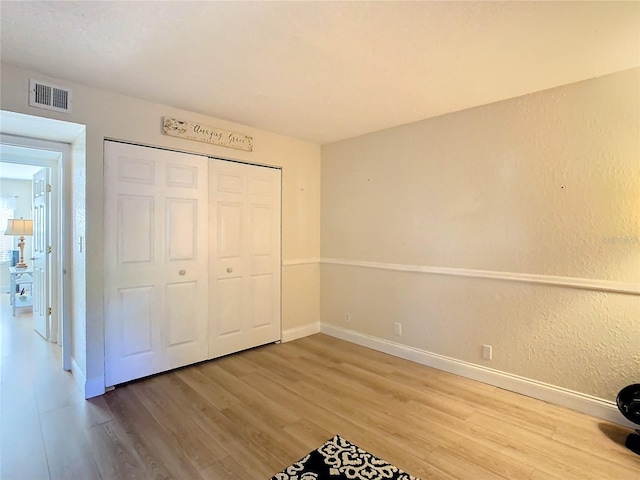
left=0, top=134, right=71, bottom=371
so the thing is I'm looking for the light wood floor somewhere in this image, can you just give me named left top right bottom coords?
left=1, top=297, right=639, bottom=479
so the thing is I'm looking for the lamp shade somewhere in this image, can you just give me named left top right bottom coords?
left=4, top=218, right=34, bottom=236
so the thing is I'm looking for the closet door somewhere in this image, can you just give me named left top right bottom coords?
left=209, top=160, right=281, bottom=358
left=104, top=142, right=209, bottom=387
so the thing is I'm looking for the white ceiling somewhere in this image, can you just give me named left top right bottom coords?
left=1, top=1, right=638, bottom=145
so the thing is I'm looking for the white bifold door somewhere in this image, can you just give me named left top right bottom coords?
left=104, top=142, right=281, bottom=387
left=209, top=160, right=281, bottom=358
left=104, top=142, right=209, bottom=386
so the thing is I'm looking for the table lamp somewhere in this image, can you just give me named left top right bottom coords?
left=4, top=217, right=34, bottom=268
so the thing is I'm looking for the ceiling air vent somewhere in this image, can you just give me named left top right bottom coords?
left=29, top=78, right=73, bottom=114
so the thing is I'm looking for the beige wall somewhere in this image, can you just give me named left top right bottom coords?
left=0, top=63, right=321, bottom=395
left=321, top=68, right=640, bottom=401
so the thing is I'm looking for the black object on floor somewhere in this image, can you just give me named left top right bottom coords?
left=616, top=383, right=640, bottom=456
left=626, top=432, right=640, bottom=455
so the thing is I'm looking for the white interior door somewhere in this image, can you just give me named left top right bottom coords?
left=104, top=142, right=209, bottom=386
left=209, top=160, right=281, bottom=358
left=32, top=168, right=50, bottom=340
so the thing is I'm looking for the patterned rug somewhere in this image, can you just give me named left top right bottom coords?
left=271, top=435, right=420, bottom=480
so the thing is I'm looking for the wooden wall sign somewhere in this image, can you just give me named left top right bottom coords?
left=163, top=117, right=253, bottom=152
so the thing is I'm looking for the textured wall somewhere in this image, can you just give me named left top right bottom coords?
left=321, top=68, right=640, bottom=401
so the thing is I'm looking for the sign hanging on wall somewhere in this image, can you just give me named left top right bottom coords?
left=162, top=117, right=253, bottom=152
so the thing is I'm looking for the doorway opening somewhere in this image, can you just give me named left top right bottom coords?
left=1, top=143, right=66, bottom=368
left=1, top=111, right=86, bottom=382
left=0, top=110, right=87, bottom=398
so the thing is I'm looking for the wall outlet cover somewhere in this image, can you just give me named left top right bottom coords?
left=482, top=344, right=493, bottom=360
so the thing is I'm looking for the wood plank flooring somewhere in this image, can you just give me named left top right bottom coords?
left=1, top=295, right=639, bottom=479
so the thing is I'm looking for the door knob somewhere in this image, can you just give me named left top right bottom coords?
left=227, top=267, right=233, bottom=273
left=178, top=270, right=186, bottom=275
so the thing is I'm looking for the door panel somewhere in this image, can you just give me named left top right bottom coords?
left=118, top=195, right=154, bottom=264
left=119, top=286, right=154, bottom=355
left=251, top=204, right=273, bottom=254
left=251, top=274, right=273, bottom=328
left=32, top=168, right=50, bottom=340
left=218, top=172, right=243, bottom=192
left=166, top=164, right=197, bottom=188
left=105, top=141, right=209, bottom=386
left=209, top=161, right=281, bottom=358
left=217, top=277, right=243, bottom=336
left=112, top=285, right=161, bottom=384
left=165, top=281, right=197, bottom=345
left=166, top=198, right=197, bottom=260
left=218, top=203, right=243, bottom=258
left=117, top=157, right=154, bottom=184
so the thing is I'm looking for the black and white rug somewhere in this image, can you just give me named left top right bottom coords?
left=271, top=435, right=420, bottom=480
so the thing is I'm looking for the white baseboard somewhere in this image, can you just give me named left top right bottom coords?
left=282, top=322, right=321, bottom=343
left=67, top=319, right=634, bottom=425
left=71, top=357, right=105, bottom=399
left=320, top=323, right=636, bottom=430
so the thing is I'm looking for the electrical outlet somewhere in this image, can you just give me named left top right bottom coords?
left=394, top=322, right=402, bottom=336
left=482, top=344, right=493, bottom=360
left=345, top=313, right=351, bottom=324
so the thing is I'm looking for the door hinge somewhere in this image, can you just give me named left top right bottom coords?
left=46, top=184, right=52, bottom=193
left=47, top=307, right=52, bottom=316
left=47, top=246, right=52, bottom=254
